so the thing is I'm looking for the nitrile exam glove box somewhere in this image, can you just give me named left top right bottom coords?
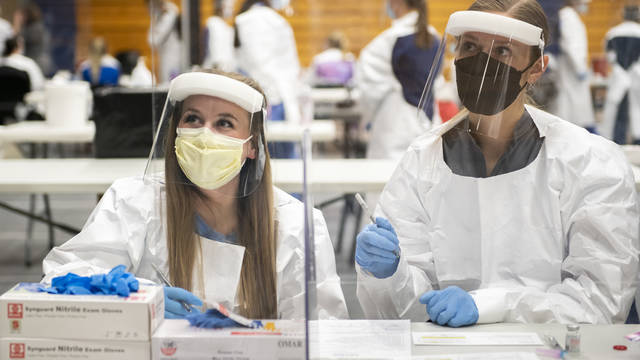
left=1, top=337, right=150, bottom=360
left=152, top=319, right=305, bottom=360
left=0, top=283, right=164, bottom=341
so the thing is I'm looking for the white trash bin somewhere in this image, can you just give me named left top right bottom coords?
left=44, top=81, right=91, bottom=127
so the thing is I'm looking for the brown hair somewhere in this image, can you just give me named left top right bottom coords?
left=214, top=0, right=223, bottom=17
left=405, top=0, right=433, bottom=49
left=468, top=0, right=550, bottom=62
left=164, top=69, right=277, bottom=319
left=327, top=31, right=348, bottom=51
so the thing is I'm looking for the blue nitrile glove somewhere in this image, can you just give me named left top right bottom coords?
left=419, top=286, right=478, bottom=327
left=42, top=265, right=139, bottom=297
left=355, top=217, right=400, bottom=279
left=186, top=309, right=242, bottom=329
left=164, top=286, right=203, bottom=319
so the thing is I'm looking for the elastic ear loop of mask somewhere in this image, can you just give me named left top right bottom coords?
left=538, top=38, right=545, bottom=70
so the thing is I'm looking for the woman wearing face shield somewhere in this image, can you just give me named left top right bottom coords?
left=42, top=70, right=348, bottom=321
left=355, top=0, right=639, bottom=327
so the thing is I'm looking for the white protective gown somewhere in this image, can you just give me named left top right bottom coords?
left=148, top=1, right=183, bottom=83
left=555, top=6, right=595, bottom=129
left=235, top=4, right=300, bottom=123
left=600, top=21, right=640, bottom=142
left=1, top=53, right=45, bottom=90
left=357, top=105, right=639, bottom=324
left=356, top=11, right=440, bottom=161
left=42, top=176, right=348, bottom=320
left=202, top=16, right=235, bottom=71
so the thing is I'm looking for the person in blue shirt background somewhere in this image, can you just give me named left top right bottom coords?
left=77, top=37, right=120, bottom=88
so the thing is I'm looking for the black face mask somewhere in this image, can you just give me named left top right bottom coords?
left=455, top=51, right=535, bottom=116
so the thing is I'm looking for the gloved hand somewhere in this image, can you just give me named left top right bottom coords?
left=419, top=286, right=478, bottom=327
left=186, top=309, right=242, bottom=329
left=355, top=217, right=400, bottom=279
left=164, top=286, right=203, bottom=319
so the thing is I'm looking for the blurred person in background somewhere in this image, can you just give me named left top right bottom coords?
left=2, top=36, right=44, bottom=90
left=147, top=0, right=183, bottom=83
left=77, top=37, right=120, bottom=88
left=13, top=1, right=52, bottom=76
left=234, top=0, right=301, bottom=158
left=554, top=0, right=596, bottom=132
left=600, top=4, right=640, bottom=144
left=356, top=0, right=441, bottom=162
left=202, top=0, right=235, bottom=71
left=355, top=0, right=441, bottom=218
left=0, top=6, right=13, bottom=56
left=309, top=31, right=355, bottom=87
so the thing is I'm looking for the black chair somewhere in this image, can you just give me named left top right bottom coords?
left=0, top=66, right=31, bottom=125
left=114, top=50, right=140, bottom=76
left=92, top=87, right=167, bottom=158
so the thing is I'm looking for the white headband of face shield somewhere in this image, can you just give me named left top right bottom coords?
left=168, top=72, right=265, bottom=114
left=446, top=11, right=545, bottom=67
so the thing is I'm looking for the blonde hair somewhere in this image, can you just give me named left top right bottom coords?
left=164, top=69, right=277, bottom=318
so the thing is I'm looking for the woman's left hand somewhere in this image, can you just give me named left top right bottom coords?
left=420, top=286, right=479, bottom=327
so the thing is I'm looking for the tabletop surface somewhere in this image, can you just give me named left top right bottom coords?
left=410, top=322, right=640, bottom=359
left=0, top=121, right=96, bottom=143
left=1, top=158, right=639, bottom=194
left=0, top=120, right=338, bottom=144
left=0, top=158, right=397, bottom=194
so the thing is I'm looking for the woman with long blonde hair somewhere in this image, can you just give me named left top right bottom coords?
left=43, top=70, right=348, bottom=320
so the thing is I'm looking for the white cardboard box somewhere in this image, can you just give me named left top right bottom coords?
left=0, top=283, right=163, bottom=341
left=152, top=319, right=305, bottom=360
left=1, top=337, right=149, bottom=360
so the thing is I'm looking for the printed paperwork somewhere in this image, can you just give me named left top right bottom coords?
left=411, top=352, right=539, bottom=360
left=412, top=332, right=544, bottom=346
left=310, top=320, right=411, bottom=359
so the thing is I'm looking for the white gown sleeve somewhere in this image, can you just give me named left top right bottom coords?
left=313, top=209, right=349, bottom=319
left=42, top=178, right=152, bottom=284
left=276, top=193, right=348, bottom=320
left=471, top=139, right=640, bottom=324
left=356, top=147, right=435, bottom=319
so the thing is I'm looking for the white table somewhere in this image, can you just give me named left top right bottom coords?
left=311, top=87, right=358, bottom=104
left=0, top=121, right=95, bottom=144
left=265, top=120, right=337, bottom=142
left=0, top=120, right=337, bottom=147
left=0, top=158, right=396, bottom=194
left=1, top=158, right=639, bottom=194
left=410, top=322, right=640, bottom=359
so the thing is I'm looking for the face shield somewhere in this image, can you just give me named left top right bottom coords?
left=418, top=11, right=545, bottom=140
left=144, top=72, right=267, bottom=198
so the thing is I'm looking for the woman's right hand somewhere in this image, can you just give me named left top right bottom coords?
left=355, top=217, right=400, bottom=278
left=164, top=286, right=203, bottom=319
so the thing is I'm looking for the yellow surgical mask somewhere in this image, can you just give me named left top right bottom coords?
left=175, top=127, right=253, bottom=190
